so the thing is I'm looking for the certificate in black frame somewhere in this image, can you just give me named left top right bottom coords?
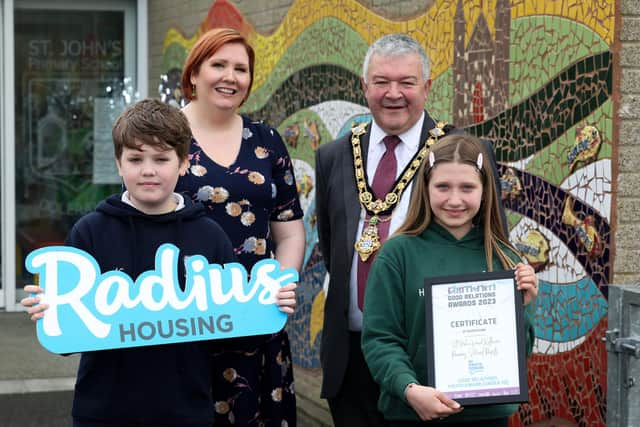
left=424, top=269, right=528, bottom=406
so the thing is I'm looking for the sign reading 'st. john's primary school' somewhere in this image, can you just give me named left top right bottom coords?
left=25, top=244, right=297, bottom=354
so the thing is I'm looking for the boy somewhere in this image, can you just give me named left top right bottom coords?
left=21, top=99, right=287, bottom=426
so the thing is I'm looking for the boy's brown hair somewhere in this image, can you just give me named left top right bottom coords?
left=111, top=98, right=191, bottom=160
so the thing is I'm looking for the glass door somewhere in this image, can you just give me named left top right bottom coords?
left=2, top=0, right=143, bottom=310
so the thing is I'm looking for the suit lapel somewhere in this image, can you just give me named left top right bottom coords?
left=411, top=111, right=437, bottom=199
left=419, top=110, right=436, bottom=143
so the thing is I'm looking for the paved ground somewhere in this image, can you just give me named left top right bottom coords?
left=0, top=311, right=331, bottom=426
left=0, top=391, right=74, bottom=426
left=0, top=312, right=79, bottom=387
left=0, top=312, right=78, bottom=426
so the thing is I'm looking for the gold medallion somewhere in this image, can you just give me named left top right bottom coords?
left=355, top=218, right=381, bottom=262
left=350, top=121, right=448, bottom=259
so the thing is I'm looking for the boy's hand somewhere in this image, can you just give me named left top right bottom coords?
left=405, top=384, right=463, bottom=421
left=275, top=283, right=297, bottom=314
left=20, top=285, right=49, bottom=322
left=515, top=263, right=538, bottom=306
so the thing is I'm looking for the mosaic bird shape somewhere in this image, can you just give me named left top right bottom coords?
left=284, top=123, right=300, bottom=148
left=567, top=125, right=601, bottom=172
left=296, top=171, right=314, bottom=197
left=561, top=197, right=602, bottom=257
left=515, top=229, right=550, bottom=272
left=303, top=119, right=321, bottom=150
left=500, top=167, right=522, bottom=200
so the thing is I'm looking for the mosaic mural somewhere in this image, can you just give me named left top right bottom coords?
left=160, top=0, right=617, bottom=425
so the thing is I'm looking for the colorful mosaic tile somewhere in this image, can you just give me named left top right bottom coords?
left=160, top=0, right=618, bottom=425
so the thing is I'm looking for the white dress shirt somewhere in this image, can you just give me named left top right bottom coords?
left=348, top=112, right=426, bottom=331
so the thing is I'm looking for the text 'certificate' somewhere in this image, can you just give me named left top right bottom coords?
left=425, top=270, right=528, bottom=406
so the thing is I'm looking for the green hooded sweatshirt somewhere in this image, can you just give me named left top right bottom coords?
left=361, top=222, right=535, bottom=423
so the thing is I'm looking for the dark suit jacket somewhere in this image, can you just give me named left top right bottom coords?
left=314, top=111, right=504, bottom=399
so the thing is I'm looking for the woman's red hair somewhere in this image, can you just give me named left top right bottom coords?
left=181, top=28, right=255, bottom=104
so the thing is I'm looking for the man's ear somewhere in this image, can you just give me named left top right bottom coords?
left=422, top=79, right=432, bottom=104
left=361, top=76, right=368, bottom=93
left=424, top=78, right=432, bottom=93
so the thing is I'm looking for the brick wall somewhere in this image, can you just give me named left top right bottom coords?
left=147, top=1, right=212, bottom=95
left=617, top=0, right=640, bottom=285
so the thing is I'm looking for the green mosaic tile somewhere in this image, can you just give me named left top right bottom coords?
left=244, top=17, right=368, bottom=112
left=245, top=64, right=365, bottom=125
left=426, top=68, right=454, bottom=124
left=276, top=109, right=332, bottom=166
left=526, top=100, right=613, bottom=186
left=465, top=52, right=612, bottom=163
left=506, top=211, right=523, bottom=229
left=162, top=44, right=189, bottom=75
left=510, top=16, right=608, bottom=105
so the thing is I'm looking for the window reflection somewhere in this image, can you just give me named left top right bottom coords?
left=14, top=10, right=127, bottom=300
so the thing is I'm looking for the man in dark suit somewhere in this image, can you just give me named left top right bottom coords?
left=315, top=34, right=503, bottom=427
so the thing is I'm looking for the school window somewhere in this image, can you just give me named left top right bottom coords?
left=0, top=0, right=147, bottom=310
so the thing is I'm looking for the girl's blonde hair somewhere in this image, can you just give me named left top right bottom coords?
left=395, top=133, right=518, bottom=270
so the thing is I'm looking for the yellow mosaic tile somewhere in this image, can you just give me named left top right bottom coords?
left=162, top=0, right=614, bottom=91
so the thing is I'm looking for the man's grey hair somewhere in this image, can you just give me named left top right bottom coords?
left=362, top=33, right=431, bottom=83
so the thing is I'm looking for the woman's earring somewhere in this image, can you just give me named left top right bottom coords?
left=191, top=84, right=196, bottom=98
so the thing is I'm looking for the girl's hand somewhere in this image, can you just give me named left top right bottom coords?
left=405, top=384, right=463, bottom=421
left=515, top=263, right=538, bottom=305
left=275, top=283, right=297, bottom=314
left=20, top=285, right=49, bottom=321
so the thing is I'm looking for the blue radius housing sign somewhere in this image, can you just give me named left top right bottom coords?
left=25, top=244, right=297, bottom=354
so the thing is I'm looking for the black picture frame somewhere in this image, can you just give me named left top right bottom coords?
left=424, top=270, right=528, bottom=406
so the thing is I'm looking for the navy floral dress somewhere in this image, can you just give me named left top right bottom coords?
left=175, top=116, right=303, bottom=426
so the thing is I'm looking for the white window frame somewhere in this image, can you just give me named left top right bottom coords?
left=0, top=0, right=14, bottom=310
left=0, top=0, right=147, bottom=310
